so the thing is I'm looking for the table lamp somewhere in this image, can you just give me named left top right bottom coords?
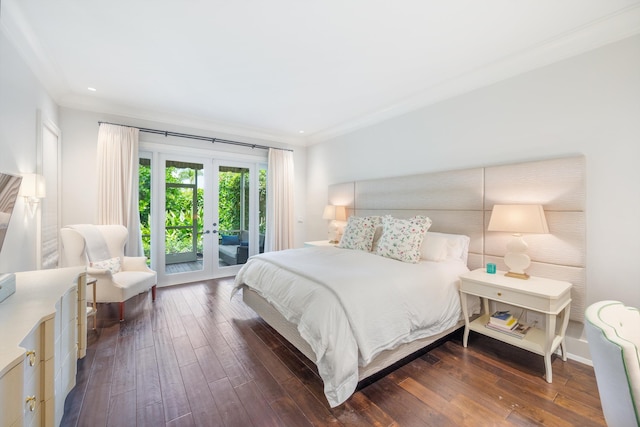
left=488, top=204, right=549, bottom=279
left=322, top=205, right=346, bottom=243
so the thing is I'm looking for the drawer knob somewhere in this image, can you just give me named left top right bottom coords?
left=497, top=292, right=502, bottom=297
left=26, top=350, right=36, bottom=367
left=25, top=395, right=36, bottom=412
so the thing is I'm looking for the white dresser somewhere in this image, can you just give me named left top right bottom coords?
left=0, top=267, right=86, bottom=427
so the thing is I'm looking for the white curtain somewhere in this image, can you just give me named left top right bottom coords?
left=96, top=123, right=143, bottom=256
left=265, top=148, right=294, bottom=252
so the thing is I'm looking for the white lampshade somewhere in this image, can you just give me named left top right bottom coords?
left=322, top=205, right=346, bottom=221
left=488, top=204, right=549, bottom=234
left=322, top=205, right=335, bottom=220
left=488, top=204, right=548, bottom=279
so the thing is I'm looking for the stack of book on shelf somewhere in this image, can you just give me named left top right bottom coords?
left=486, top=311, right=531, bottom=339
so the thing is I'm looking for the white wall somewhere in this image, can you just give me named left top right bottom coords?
left=307, top=35, right=640, bottom=314
left=58, top=108, right=308, bottom=248
left=0, top=30, right=58, bottom=272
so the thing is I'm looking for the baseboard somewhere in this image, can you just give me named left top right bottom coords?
left=560, top=320, right=593, bottom=366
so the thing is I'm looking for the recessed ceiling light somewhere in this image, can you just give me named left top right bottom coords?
left=299, top=130, right=305, bottom=134
left=87, top=87, right=97, bottom=92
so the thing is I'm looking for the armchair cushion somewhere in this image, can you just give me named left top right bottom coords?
left=122, top=256, right=153, bottom=272
left=221, top=235, right=240, bottom=245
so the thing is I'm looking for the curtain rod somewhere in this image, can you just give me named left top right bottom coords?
left=97, top=121, right=293, bottom=152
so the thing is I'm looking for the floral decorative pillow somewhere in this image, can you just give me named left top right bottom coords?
left=376, top=215, right=432, bottom=263
left=338, top=216, right=382, bottom=251
left=91, top=257, right=121, bottom=274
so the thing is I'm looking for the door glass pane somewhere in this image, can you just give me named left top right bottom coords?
left=165, top=161, right=203, bottom=273
left=218, top=166, right=250, bottom=267
left=139, top=158, right=152, bottom=264
left=259, top=167, right=267, bottom=253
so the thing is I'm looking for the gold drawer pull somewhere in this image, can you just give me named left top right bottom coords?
left=26, top=350, right=36, bottom=367
left=25, top=395, right=36, bottom=412
left=497, top=292, right=502, bottom=297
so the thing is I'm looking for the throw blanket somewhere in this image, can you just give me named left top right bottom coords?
left=233, top=246, right=470, bottom=407
left=67, top=224, right=111, bottom=262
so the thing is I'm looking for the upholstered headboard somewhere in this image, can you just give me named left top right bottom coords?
left=328, top=155, right=586, bottom=322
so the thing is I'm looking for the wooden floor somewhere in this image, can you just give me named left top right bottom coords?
left=61, top=277, right=606, bottom=427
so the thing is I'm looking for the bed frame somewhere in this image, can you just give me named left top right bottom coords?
left=241, top=155, right=586, bottom=385
left=244, top=287, right=466, bottom=382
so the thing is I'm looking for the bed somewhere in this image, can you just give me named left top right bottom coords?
left=233, top=221, right=481, bottom=407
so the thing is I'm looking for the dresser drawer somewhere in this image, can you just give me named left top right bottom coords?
left=21, top=325, right=43, bottom=384
left=0, top=362, right=23, bottom=427
left=61, top=287, right=78, bottom=324
left=23, top=362, right=42, bottom=426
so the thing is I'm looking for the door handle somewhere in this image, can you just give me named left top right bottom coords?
left=203, top=230, right=211, bottom=234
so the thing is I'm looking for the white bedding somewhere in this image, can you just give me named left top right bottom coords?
left=233, top=246, right=474, bottom=407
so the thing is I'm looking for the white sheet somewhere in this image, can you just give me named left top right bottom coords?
left=233, top=246, right=473, bottom=407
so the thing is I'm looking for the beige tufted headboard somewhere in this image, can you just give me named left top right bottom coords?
left=328, top=155, right=586, bottom=322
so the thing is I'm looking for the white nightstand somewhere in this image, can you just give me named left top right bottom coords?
left=459, top=268, right=572, bottom=383
left=304, top=240, right=337, bottom=247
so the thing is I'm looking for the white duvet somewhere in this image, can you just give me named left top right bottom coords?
left=233, top=246, right=473, bottom=407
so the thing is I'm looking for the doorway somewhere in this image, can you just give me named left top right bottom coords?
left=140, top=151, right=265, bottom=286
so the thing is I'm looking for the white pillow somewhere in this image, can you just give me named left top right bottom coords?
left=375, top=215, right=432, bottom=263
left=338, top=216, right=381, bottom=251
left=420, top=233, right=449, bottom=261
left=424, top=232, right=471, bottom=263
left=91, top=257, right=121, bottom=274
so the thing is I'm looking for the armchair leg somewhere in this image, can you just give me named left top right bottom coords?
left=119, top=302, right=125, bottom=322
left=152, top=285, right=157, bottom=301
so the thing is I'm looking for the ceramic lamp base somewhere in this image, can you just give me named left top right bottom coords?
left=504, top=233, right=531, bottom=280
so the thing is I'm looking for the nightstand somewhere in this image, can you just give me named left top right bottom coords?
left=304, top=240, right=337, bottom=247
left=459, top=268, right=572, bottom=383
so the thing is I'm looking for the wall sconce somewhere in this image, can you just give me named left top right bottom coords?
left=322, top=205, right=347, bottom=244
left=487, top=204, right=549, bottom=279
left=19, top=173, right=46, bottom=215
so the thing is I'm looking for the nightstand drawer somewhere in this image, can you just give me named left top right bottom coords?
left=461, top=279, right=558, bottom=312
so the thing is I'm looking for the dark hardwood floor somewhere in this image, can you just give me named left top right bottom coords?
left=61, top=277, right=606, bottom=427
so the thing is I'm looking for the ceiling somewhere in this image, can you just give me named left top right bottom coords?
left=3, top=0, right=639, bottom=145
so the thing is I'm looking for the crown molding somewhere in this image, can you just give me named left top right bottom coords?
left=57, top=95, right=307, bottom=147
left=307, top=4, right=640, bottom=145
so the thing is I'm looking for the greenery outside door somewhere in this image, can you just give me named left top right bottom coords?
left=164, top=160, right=202, bottom=265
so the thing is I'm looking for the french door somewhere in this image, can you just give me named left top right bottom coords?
left=144, top=153, right=263, bottom=286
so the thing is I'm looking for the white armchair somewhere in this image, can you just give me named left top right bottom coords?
left=585, top=300, right=640, bottom=427
left=60, top=224, right=156, bottom=321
